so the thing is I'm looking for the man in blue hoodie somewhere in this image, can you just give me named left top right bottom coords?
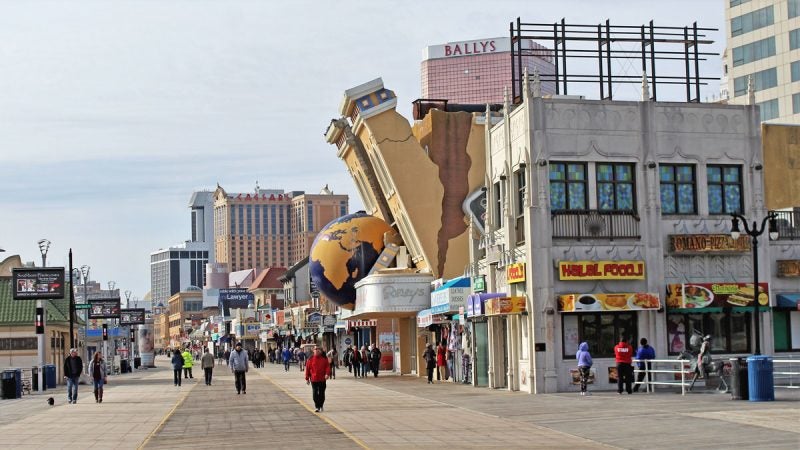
left=633, top=338, right=656, bottom=392
left=576, top=342, right=593, bottom=396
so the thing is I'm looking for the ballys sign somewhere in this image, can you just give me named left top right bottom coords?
left=445, top=40, right=497, bottom=57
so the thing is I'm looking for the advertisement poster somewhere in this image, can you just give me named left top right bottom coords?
left=558, top=293, right=660, bottom=312
left=119, top=309, right=146, bottom=325
left=378, top=332, right=398, bottom=371
left=12, top=267, right=65, bottom=300
left=569, top=367, right=596, bottom=385
left=485, top=296, right=527, bottom=315
left=665, top=283, right=769, bottom=309
left=138, top=325, right=155, bottom=367
left=88, top=298, right=121, bottom=319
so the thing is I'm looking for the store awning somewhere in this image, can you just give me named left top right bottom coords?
left=416, top=309, right=448, bottom=328
left=485, top=296, right=527, bottom=316
left=346, top=319, right=376, bottom=333
left=466, top=292, right=506, bottom=318
left=431, top=277, right=471, bottom=314
left=776, top=293, right=800, bottom=309
left=433, top=277, right=471, bottom=292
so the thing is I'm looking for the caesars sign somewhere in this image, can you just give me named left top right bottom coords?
left=559, top=261, right=645, bottom=280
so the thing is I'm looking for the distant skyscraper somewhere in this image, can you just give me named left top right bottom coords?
left=724, top=0, right=800, bottom=122
left=421, top=36, right=556, bottom=104
left=213, top=184, right=348, bottom=272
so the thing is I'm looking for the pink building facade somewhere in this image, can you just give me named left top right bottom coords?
left=421, top=37, right=555, bottom=104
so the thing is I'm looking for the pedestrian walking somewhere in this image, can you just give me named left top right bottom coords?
left=370, top=344, right=381, bottom=377
left=351, top=345, right=361, bottom=378
left=633, top=338, right=655, bottom=392
left=171, top=350, right=184, bottom=386
left=223, top=349, right=231, bottom=366
left=305, top=346, right=331, bottom=413
left=201, top=347, right=215, bottom=386
left=326, top=348, right=337, bottom=379
left=182, top=347, right=194, bottom=379
left=217, top=349, right=224, bottom=365
left=282, top=347, right=293, bottom=372
left=62, top=348, right=83, bottom=404
left=298, top=348, right=307, bottom=371
left=88, top=351, right=107, bottom=403
left=576, top=342, right=593, bottom=396
left=359, top=346, right=369, bottom=378
left=436, top=341, right=447, bottom=382
left=229, top=342, right=249, bottom=395
left=422, top=343, right=436, bottom=384
left=614, top=335, right=634, bottom=394
left=343, top=345, right=353, bottom=373
left=258, top=349, right=266, bottom=368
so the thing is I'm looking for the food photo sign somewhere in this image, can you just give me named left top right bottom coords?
left=665, top=283, right=769, bottom=309
left=558, top=292, right=661, bottom=312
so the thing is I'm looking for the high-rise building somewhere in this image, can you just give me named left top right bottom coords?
left=724, top=0, right=800, bottom=122
left=213, top=184, right=348, bottom=272
left=421, top=36, right=555, bottom=104
left=189, top=191, right=216, bottom=263
left=149, top=241, right=209, bottom=308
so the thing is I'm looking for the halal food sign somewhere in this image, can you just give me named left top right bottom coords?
left=665, top=283, right=769, bottom=309
left=559, top=261, right=645, bottom=280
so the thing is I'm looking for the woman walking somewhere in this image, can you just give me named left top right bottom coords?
left=423, top=343, right=436, bottom=384
left=88, top=352, right=107, bottom=403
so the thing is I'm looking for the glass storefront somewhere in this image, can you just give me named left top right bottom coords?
left=666, top=310, right=751, bottom=355
left=561, top=312, right=638, bottom=359
left=473, top=321, right=489, bottom=386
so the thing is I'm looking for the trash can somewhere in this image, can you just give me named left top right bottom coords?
left=747, top=355, right=774, bottom=402
left=134, top=357, right=141, bottom=369
left=120, top=359, right=129, bottom=374
left=730, top=358, right=748, bottom=400
left=1, top=370, right=15, bottom=399
left=14, top=369, right=22, bottom=398
left=44, top=364, right=56, bottom=389
left=31, top=367, right=38, bottom=392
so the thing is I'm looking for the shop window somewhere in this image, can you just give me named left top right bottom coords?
left=562, top=312, right=637, bottom=359
left=659, top=164, right=696, bottom=214
left=706, top=165, right=743, bottom=214
left=515, top=168, right=526, bottom=217
left=549, top=162, right=587, bottom=210
left=597, top=163, right=635, bottom=211
left=666, top=311, right=751, bottom=355
left=773, top=310, right=800, bottom=352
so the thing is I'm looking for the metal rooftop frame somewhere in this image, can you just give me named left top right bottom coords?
left=510, top=18, right=719, bottom=103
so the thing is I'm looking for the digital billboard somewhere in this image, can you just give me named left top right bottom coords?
left=119, top=308, right=146, bottom=325
left=12, top=267, right=66, bottom=300
left=88, top=298, right=121, bottom=319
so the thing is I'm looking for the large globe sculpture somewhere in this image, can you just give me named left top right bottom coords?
left=309, top=211, right=394, bottom=310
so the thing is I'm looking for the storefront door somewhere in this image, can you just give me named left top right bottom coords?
left=474, top=321, right=489, bottom=387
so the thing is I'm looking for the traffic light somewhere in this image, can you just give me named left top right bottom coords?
left=102, top=323, right=108, bottom=341
left=130, top=327, right=136, bottom=343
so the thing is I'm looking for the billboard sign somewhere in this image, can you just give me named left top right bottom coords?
left=119, top=308, right=146, bottom=325
left=218, top=288, right=254, bottom=317
left=12, top=267, right=66, bottom=300
left=88, top=298, right=121, bottom=319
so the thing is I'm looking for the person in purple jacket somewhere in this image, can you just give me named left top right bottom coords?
left=576, top=342, right=593, bottom=396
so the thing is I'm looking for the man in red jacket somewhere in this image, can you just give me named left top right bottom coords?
left=614, top=335, right=634, bottom=395
left=305, top=346, right=331, bottom=412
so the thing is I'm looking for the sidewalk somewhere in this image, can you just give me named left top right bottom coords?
left=0, top=357, right=797, bottom=449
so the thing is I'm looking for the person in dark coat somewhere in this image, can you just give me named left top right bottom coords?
left=171, top=350, right=184, bottom=386
left=422, top=343, right=436, bottom=384
left=351, top=346, right=362, bottom=378
left=369, top=345, right=382, bottom=377
left=63, top=348, right=83, bottom=404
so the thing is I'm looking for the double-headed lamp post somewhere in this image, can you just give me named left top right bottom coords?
left=730, top=212, right=778, bottom=356
left=124, top=290, right=132, bottom=369
left=36, top=239, right=50, bottom=392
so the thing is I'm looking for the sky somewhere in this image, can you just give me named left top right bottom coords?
left=0, top=0, right=726, bottom=299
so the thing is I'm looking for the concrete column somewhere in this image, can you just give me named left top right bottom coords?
left=398, top=317, right=413, bottom=375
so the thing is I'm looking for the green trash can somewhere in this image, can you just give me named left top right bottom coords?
left=747, top=355, right=774, bottom=402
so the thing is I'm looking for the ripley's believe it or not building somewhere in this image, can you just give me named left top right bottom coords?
left=323, top=28, right=800, bottom=393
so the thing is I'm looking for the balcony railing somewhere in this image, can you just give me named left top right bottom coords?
left=773, top=209, right=800, bottom=240
left=552, top=209, right=641, bottom=241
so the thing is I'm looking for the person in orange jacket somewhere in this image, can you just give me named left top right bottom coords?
left=304, top=346, right=331, bottom=412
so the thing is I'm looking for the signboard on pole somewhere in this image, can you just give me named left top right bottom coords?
left=12, top=267, right=66, bottom=300
left=119, top=308, right=146, bottom=325
left=88, top=298, right=121, bottom=319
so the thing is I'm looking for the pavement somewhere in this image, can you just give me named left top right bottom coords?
left=0, top=356, right=797, bottom=449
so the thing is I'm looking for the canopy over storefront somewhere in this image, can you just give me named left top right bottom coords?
left=350, top=273, right=434, bottom=319
left=430, top=277, right=471, bottom=314
left=776, top=293, right=800, bottom=309
left=466, top=292, right=506, bottom=318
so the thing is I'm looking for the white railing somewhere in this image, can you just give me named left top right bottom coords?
left=773, top=359, right=800, bottom=389
left=633, top=358, right=693, bottom=395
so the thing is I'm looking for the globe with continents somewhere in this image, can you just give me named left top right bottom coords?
left=309, top=211, right=393, bottom=310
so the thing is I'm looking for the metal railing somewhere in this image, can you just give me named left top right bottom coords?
left=633, top=358, right=693, bottom=395
left=771, top=210, right=800, bottom=240
left=773, top=358, right=800, bottom=389
left=552, top=209, right=641, bottom=240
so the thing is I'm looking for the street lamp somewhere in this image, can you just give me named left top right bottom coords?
left=80, top=265, right=90, bottom=367
left=730, top=212, right=778, bottom=356
left=106, top=281, right=116, bottom=362
left=124, top=290, right=132, bottom=370
left=36, top=239, right=51, bottom=392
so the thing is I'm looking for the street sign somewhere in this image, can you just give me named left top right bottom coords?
left=76, top=303, right=91, bottom=310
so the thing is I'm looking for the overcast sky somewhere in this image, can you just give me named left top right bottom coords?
left=0, top=0, right=725, bottom=299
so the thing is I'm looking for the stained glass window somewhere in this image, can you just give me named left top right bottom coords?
left=596, top=163, right=636, bottom=211
left=707, top=165, right=742, bottom=214
left=549, top=163, right=586, bottom=210
left=660, top=164, right=696, bottom=214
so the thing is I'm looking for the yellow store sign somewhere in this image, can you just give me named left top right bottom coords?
left=506, top=263, right=526, bottom=284
left=558, top=260, right=645, bottom=280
